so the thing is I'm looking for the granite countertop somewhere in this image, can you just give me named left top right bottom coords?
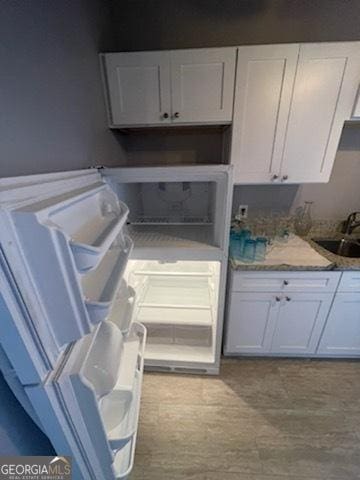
left=230, top=233, right=360, bottom=272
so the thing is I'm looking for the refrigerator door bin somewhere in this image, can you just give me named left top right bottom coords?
left=107, top=281, right=136, bottom=334
left=46, top=185, right=129, bottom=272
left=81, top=235, right=133, bottom=325
left=12, top=184, right=129, bottom=273
left=55, top=321, right=145, bottom=479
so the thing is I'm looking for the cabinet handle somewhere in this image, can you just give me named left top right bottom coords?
left=162, top=112, right=169, bottom=119
left=283, top=280, right=289, bottom=286
left=285, top=296, right=291, bottom=302
left=173, top=112, right=180, bottom=119
left=271, top=174, right=279, bottom=181
left=281, top=175, right=289, bottom=182
left=275, top=296, right=281, bottom=302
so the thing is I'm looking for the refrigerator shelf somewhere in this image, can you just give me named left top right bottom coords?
left=130, top=214, right=212, bottom=225
left=137, top=305, right=213, bottom=326
left=81, top=235, right=133, bottom=325
left=145, top=343, right=215, bottom=365
left=138, top=277, right=213, bottom=308
left=128, top=225, right=218, bottom=250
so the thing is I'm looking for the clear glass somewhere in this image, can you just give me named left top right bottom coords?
left=294, top=201, right=313, bottom=236
left=255, top=237, right=267, bottom=261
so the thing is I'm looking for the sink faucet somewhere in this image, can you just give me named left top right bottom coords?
left=342, top=212, right=360, bottom=235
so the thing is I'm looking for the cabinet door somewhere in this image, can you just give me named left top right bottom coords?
left=231, top=44, right=299, bottom=184
left=280, top=42, right=360, bottom=183
left=270, top=293, right=333, bottom=355
left=170, top=48, right=236, bottom=124
left=318, top=293, right=360, bottom=355
left=103, top=52, right=171, bottom=126
left=225, top=292, right=279, bottom=354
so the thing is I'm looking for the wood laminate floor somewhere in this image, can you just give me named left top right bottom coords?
left=130, top=358, right=360, bottom=480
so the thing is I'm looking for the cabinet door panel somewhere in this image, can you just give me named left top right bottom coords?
left=318, top=293, right=360, bottom=355
left=103, top=52, right=171, bottom=126
left=280, top=42, right=360, bottom=183
left=270, top=293, right=333, bottom=355
left=170, top=48, right=236, bottom=124
left=231, top=44, right=299, bottom=184
left=225, top=292, right=278, bottom=354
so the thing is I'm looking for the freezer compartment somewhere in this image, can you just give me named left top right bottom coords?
left=81, top=235, right=133, bottom=325
left=120, top=181, right=214, bottom=225
left=112, top=179, right=226, bottom=251
left=126, top=260, right=220, bottom=366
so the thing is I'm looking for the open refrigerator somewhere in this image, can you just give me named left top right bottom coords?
left=0, top=165, right=232, bottom=479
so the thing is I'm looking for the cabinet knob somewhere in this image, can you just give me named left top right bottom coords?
left=275, top=296, right=281, bottom=302
left=283, top=280, right=289, bottom=286
left=285, top=296, right=291, bottom=302
left=173, top=112, right=180, bottom=119
left=162, top=112, right=169, bottom=119
left=282, top=175, right=289, bottom=181
left=271, top=174, right=279, bottom=181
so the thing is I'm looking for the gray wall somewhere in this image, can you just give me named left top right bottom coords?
left=111, top=0, right=360, bottom=51
left=232, top=125, right=360, bottom=220
left=0, top=371, right=54, bottom=455
left=0, top=0, right=125, bottom=178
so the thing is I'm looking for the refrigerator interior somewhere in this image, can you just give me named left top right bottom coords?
left=123, top=259, right=221, bottom=367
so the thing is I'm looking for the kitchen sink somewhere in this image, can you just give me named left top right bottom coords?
left=312, top=238, right=360, bottom=258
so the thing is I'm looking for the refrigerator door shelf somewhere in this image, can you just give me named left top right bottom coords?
left=82, top=235, right=133, bottom=325
left=12, top=183, right=129, bottom=273
left=54, top=322, right=145, bottom=479
left=107, top=282, right=136, bottom=334
left=69, top=199, right=129, bottom=273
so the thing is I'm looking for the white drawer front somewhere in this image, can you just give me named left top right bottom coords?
left=338, top=272, right=360, bottom=292
left=231, top=271, right=341, bottom=293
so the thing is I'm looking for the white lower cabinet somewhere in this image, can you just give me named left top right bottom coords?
left=317, top=293, right=360, bottom=356
left=270, top=293, right=333, bottom=355
left=225, top=291, right=333, bottom=355
left=225, top=270, right=360, bottom=357
left=225, top=292, right=278, bottom=354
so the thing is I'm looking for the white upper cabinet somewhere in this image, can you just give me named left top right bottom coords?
left=101, top=52, right=171, bottom=126
left=102, top=48, right=236, bottom=127
left=280, top=42, right=360, bottom=183
left=231, top=44, right=299, bottom=183
left=231, top=41, right=360, bottom=184
left=170, top=48, right=236, bottom=124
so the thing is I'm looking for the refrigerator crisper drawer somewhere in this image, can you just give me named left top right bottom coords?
left=54, top=321, right=146, bottom=479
